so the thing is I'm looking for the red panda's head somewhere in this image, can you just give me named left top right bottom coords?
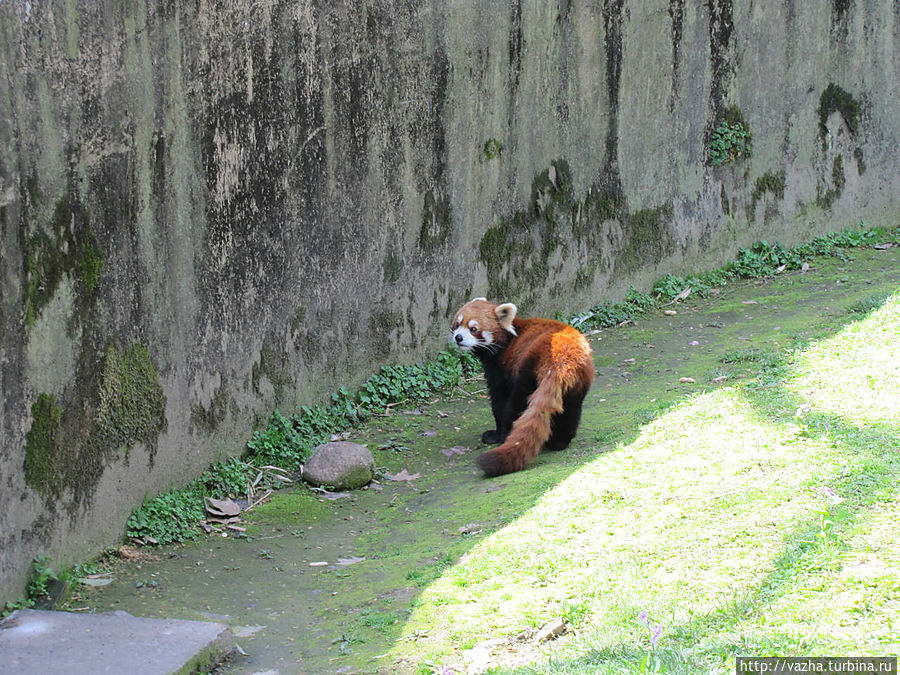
left=450, top=298, right=518, bottom=352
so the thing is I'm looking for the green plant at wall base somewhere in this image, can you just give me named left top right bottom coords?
left=28, top=555, right=57, bottom=601
left=2, top=556, right=58, bottom=616
left=569, top=225, right=899, bottom=330
left=570, top=287, right=655, bottom=330
left=247, top=409, right=312, bottom=467
left=709, top=120, right=752, bottom=166
left=126, top=349, right=479, bottom=544
left=127, top=486, right=208, bottom=545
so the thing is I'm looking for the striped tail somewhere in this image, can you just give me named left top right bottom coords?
left=476, top=370, right=565, bottom=477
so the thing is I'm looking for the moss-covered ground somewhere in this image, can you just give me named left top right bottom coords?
left=77, top=243, right=900, bottom=674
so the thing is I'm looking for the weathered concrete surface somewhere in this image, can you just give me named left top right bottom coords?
left=0, top=609, right=231, bottom=674
left=1, top=1, right=899, bottom=602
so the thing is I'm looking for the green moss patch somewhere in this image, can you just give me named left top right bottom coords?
left=23, top=394, right=64, bottom=496
left=482, top=138, right=503, bottom=161
left=748, top=170, right=787, bottom=221
left=244, top=488, right=335, bottom=527
left=96, top=343, right=167, bottom=452
left=23, top=196, right=104, bottom=327
left=818, top=83, right=860, bottom=141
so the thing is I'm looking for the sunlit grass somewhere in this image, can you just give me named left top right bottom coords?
left=394, top=290, right=900, bottom=674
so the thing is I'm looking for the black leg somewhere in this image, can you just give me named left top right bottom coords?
left=545, top=391, right=585, bottom=450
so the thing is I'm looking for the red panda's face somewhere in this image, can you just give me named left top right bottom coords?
left=450, top=298, right=517, bottom=352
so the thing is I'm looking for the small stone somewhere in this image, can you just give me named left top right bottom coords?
left=303, top=442, right=374, bottom=490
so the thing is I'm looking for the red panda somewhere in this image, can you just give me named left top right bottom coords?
left=450, top=298, right=594, bottom=477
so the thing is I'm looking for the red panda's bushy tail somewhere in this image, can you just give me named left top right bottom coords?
left=476, top=371, right=565, bottom=477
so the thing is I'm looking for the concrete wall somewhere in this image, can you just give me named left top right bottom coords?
left=1, top=0, right=898, bottom=601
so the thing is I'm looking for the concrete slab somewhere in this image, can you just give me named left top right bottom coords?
left=0, top=609, right=232, bottom=674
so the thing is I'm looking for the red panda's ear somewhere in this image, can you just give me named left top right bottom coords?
left=494, top=303, right=517, bottom=333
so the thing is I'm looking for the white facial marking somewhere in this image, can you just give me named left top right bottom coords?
left=482, top=330, right=493, bottom=344
left=468, top=319, right=479, bottom=330
left=456, top=314, right=463, bottom=324
left=451, top=326, right=479, bottom=350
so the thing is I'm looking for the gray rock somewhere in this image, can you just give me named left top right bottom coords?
left=303, top=441, right=374, bottom=490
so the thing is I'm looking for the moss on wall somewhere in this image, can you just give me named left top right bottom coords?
left=95, top=343, right=167, bottom=452
left=251, top=343, right=294, bottom=402
left=20, top=342, right=168, bottom=505
left=478, top=160, right=576, bottom=303
left=748, top=170, right=787, bottom=221
left=481, top=138, right=503, bottom=161
left=818, top=83, right=860, bottom=141
left=621, top=205, right=673, bottom=272
left=418, top=192, right=451, bottom=251
left=23, top=196, right=104, bottom=327
left=23, top=394, right=63, bottom=496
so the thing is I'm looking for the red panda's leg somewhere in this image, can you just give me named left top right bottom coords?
left=545, top=387, right=588, bottom=451
left=495, top=379, right=534, bottom=439
left=483, top=378, right=532, bottom=445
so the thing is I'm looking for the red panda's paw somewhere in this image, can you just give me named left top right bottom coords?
left=481, top=429, right=506, bottom=445
left=543, top=438, right=571, bottom=451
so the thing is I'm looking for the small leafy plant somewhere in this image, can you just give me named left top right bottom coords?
left=709, top=120, right=752, bottom=166
left=709, top=107, right=753, bottom=166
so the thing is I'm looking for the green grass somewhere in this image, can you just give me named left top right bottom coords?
left=394, top=292, right=900, bottom=673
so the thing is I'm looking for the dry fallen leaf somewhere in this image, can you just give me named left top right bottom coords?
left=79, top=577, right=113, bottom=587
left=674, top=286, right=692, bottom=302
left=874, top=242, right=894, bottom=250
left=664, top=310, right=677, bottom=316
left=385, top=469, right=421, bottom=481
left=535, top=618, right=568, bottom=642
left=315, top=491, right=353, bottom=500
left=206, top=497, right=241, bottom=517
left=457, top=523, right=483, bottom=535
left=441, top=445, right=469, bottom=459
left=336, top=556, right=366, bottom=566
left=679, top=377, right=696, bottom=384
